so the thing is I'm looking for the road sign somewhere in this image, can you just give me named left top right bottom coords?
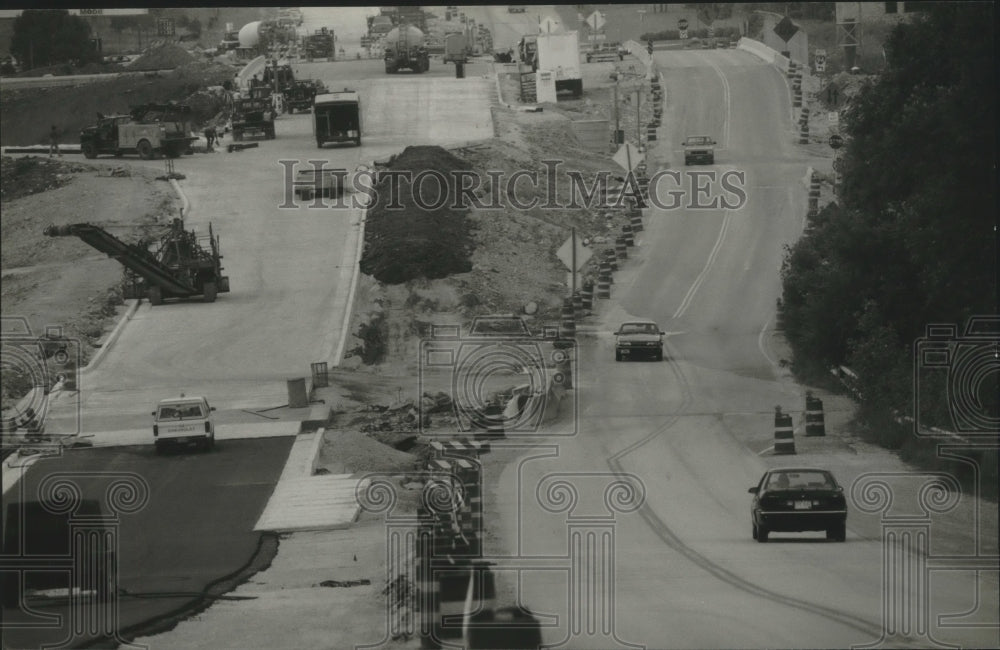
left=578, top=13, right=585, bottom=23
left=774, top=16, right=799, bottom=43
left=539, top=17, right=559, bottom=34
left=613, top=143, right=643, bottom=172
left=678, top=18, right=689, bottom=30
left=679, top=29, right=689, bottom=39
left=829, top=134, right=844, bottom=149
left=827, top=111, right=840, bottom=126
left=814, top=48, right=827, bottom=73
left=587, top=11, right=605, bottom=31
left=557, top=235, right=592, bottom=271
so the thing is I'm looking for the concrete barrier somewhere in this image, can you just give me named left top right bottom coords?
left=738, top=37, right=790, bottom=73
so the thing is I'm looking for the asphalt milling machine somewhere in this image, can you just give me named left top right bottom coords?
left=44, top=214, right=230, bottom=305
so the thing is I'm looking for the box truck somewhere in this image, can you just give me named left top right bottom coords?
left=535, top=31, right=583, bottom=98
left=313, top=91, right=362, bottom=148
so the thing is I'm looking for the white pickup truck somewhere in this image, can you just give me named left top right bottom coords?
left=152, top=395, right=216, bottom=452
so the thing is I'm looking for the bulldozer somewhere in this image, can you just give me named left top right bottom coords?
left=44, top=213, right=230, bottom=305
left=79, top=103, right=197, bottom=160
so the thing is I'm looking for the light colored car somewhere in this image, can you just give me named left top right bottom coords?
left=615, top=320, right=665, bottom=361
left=152, top=395, right=215, bottom=452
left=683, top=135, right=716, bottom=165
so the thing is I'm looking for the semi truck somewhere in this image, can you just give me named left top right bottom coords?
left=313, top=90, right=362, bottom=148
left=535, top=31, right=583, bottom=98
left=384, top=25, right=429, bottom=74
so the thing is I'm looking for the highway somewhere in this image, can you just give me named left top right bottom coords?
left=4, top=11, right=996, bottom=649
left=486, top=47, right=998, bottom=648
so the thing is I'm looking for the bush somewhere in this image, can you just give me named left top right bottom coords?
left=351, top=312, right=388, bottom=365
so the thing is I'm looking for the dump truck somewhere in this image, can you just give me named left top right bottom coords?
left=384, top=25, right=429, bottom=73
left=443, top=32, right=468, bottom=64
left=314, top=90, right=362, bottom=148
left=44, top=215, right=230, bottom=305
left=80, top=103, right=197, bottom=159
left=305, top=27, right=335, bottom=60
left=535, top=31, right=583, bottom=98
left=231, top=96, right=276, bottom=140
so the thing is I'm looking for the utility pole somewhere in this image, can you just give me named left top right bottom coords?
left=613, top=81, right=620, bottom=144
left=571, top=227, right=577, bottom=296
left=636, top=88, right=641, bottom=149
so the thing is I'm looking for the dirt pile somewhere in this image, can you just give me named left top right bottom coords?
left=360, top=146, right=475, bottom=284
left=129, top=44, right=195, bottom=71
left=0, top=156, right=84, bottom=202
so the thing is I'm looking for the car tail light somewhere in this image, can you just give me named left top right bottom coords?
left=153, top=425, right=158, bottom=436
left=204, top=422, right=211, bottom=433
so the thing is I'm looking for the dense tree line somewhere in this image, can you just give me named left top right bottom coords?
left=780, top=4, right=996, bottom=453
left=10, top=9, right=100, bottom=70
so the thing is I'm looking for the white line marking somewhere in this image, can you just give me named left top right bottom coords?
left=673, top=210, right=732, bottom=319
left=704, top=56, right=732, bottom=148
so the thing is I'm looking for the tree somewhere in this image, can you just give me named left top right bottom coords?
left=10, top=9, right=100, bottom=70
left=780, top=3, right=996, bottom=432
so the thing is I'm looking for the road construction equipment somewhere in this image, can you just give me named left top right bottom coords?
left=44, top=215, right=230, bottom=305
left=232, top=95, right=275, bottom=140
left=80, top=103, right=197, bottom=160
left=304, top=27, right=335, bottom=60
left=384, top=25, right=429, bottom=74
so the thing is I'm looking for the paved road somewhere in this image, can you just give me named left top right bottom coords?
left=43, top=56, right=495, bottom=436
left=0, top=437, right=292, bottom=648
left=488, top=48, right=998, bottom=648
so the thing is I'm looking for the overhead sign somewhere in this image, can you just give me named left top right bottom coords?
left=586, top=11, right=605, bottom=31
left=557, top=235, right=592, bottom=271
left=613, top=143, right=643, bottom=172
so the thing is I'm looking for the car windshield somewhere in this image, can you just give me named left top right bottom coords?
left=619, top=323, right=659, bottom=335
left=686, top=136, right=710, bottom=145
left=157, top=403, right=205, bottom=420
left=767, top=471, right=835, bottom=490
left=469, top=317, right=531, bottom=337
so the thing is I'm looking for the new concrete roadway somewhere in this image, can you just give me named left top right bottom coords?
left=486, top=47, right=998, bottom=649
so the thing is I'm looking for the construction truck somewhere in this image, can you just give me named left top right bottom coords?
left=231, top=94, right=276, bottom=141
left=44, top=215, right=230, bottom=305
left=443, top=32, right=469, bottom=64
left=262, top=60, right=295, bottom=94
left=304, top=27, right=335, bottom=60
left=79, top=103, right=197, bottom=160
left=535, top=31, right=583, bottom=98
left=285, top=79, right=324, bottom=113
left=384, top=25, right=429, bottom=74
left=313, top=90, right=362, bottom=148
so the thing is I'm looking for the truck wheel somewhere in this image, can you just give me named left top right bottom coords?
left=137, top=140, right=154, bottom=160
left=202, top=282, right=217, bottom=303
left=82, top=142, right=98, bottom=159
left=148, top=286, right=163, bottom=306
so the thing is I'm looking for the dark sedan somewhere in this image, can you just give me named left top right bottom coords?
left=749, top=468, right=847, bottom=542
